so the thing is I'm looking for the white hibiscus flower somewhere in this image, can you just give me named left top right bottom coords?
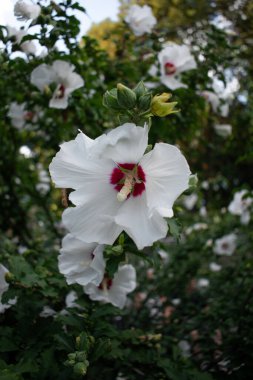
left=30, top=60, right=84, bottom=109
left=202, top=76, right=239, bottom=117
left=59, top=234, right=105, bottom=286
left=49, top=123, right=191, bottom=249
left=228, top=189, right=252, bottom=225
left=84, top=264, right=136, bottom=309
left=125, top=4, right=156, bottom=37
left=213, top=233, right=237, bottom=256
left=158, top=43, right=197, bottom=90
left=7, top=102, right=39, bottom=129
left=7, top=102, right=27, bottom=129
left=14, top=0, right=41, bottom=21
left=7, top=25, right=37, bottom=55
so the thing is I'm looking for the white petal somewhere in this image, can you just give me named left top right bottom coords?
left=160, top=75, right=187, bottom=90
left=93, top=123, right=148, bottom=163
left=141, top=143, right=190, bottom=217
left=115, top=194, right=168, bottom=249
left=65, top=72, right=84, bottom=90
left=31, top=64, right=56, bottom=91
left=49, top=93, right=69, bottom=109
left=52, top=60, right=74, bottom=78
left=59, top=234, right=106, bottom=282
left=62, top=187, right=122, bottom=245
left=49, top=132, right=114, bottom=191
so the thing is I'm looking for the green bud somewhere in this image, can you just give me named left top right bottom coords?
left=138, top=92, right=152, bottom=112
left=133, top=81, right=147, bottom=98
left=151, top=93, right=179, bottom=117
left=103, top=89, right=122, bottom=110
left=73, top=361, right=89, bottom=376
left=76, top=351, right=87, bottom=362
left=68, top=353, right=77, bottom=361
left=5, top=271, right=14, bottom=283
left=188, top=174, right=198, bottom=188
left=117, top=83, right=136, bottom=109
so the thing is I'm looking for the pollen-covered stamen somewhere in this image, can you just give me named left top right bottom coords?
left=164, top=62, right=177, bottom=75
left=110, top=163, right=146, bottom=201
left=117, top=174, right=134, bottom=202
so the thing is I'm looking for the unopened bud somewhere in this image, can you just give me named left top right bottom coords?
left=73, top=361, right=89, bottom=376
left=133, top=81, right=148, bottom=98
left=138, top=92, right=152, bottom=112
left=151, top=93, right=179, bottom=117
left=189, top=174, right=198, bottom=188
left=117, top=83, right=136, bottom=109
left=103, top=89, right=122, bottom=110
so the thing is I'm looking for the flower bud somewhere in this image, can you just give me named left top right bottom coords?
left=73, top=361, right=89, bottom=376
left=117, top=83, right=136, bottom=109
left=103, top=89, right=122, bottom=110
left=133, top=81, right=147, bottom=98
left=188, top=174, right=198, bottom=188
left=151, top=93, right=179, bottom=117
left=138, top=92, right=152, bottom=112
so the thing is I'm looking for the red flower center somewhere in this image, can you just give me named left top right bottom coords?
left=164, top=62, right=176, bottom=75
left=56, top=84, right=65, bottom=99
left=98, top=276, right=113, bottom=290
left=110, top=163, right=146, bottom=198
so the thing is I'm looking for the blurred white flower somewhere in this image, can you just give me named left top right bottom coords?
left=157, top=248, right=169, bottom=262
left=58, top=234, right=105, bottom=287
left=31, top=60, right=84, bottom=109
left=197, top=278, right=210, bottom=288
left=19, top=145, right=34, bottom=158
left=182, top=193, right=198, bottom=210
left=14, top=0, right=41, bottom=21
left=84, top=264, right=136, bottom=309
left=7, top=102, right=26, bottom=129
left=125, top=5, right=156, bottom=36
left=39, top=305, right=57, bottom=318
left=202, top=76, right=240, bottom=117
left=7, top=25, right=37, bottom=55
left=199, top=206, right=207, bottom=217
left=214, top=124, right=232, bottom=137
left=178, top=340, right=191, bottom=358
left=0, top=264, right=16, bottom=314
left=213, top=233, right=237, bottom=256
left=209, top=262, right=222, bottom=272
left=49, top=123, right=191, bottom=249
left=8, top=102, right=40, bottom=129
left=158, top=43, right=197, bottom=89
left=0, top=264, right=9, bottom=299
left=228, top=189, right=252, bottom=225
left=65, top=290, right=79, bottom=308
left=185, top=223, right=208, bottom=235
left=36, top=164, right=51, bottom=194
left=171, top=298, right=181, bottom=306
